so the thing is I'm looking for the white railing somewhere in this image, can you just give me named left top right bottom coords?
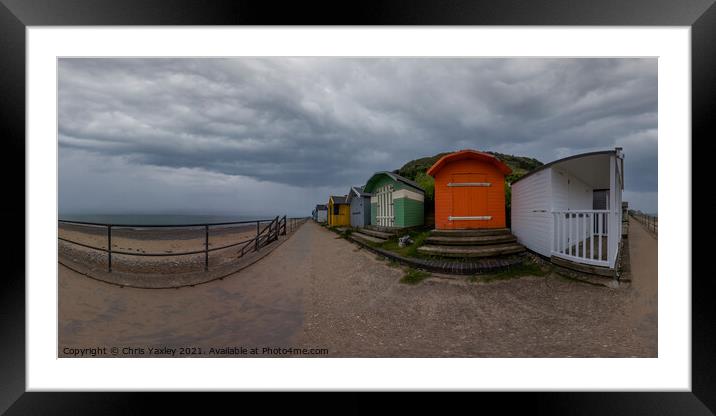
left=551, top=210, right=618, bottom=268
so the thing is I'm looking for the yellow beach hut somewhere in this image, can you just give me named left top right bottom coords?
left=327, top=195, right=351, bottom=227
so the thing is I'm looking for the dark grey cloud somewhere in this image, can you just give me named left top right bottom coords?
left=59, top=58, right=658, bottom=215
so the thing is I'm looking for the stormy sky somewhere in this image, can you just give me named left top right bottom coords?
left=59, top=58, right=658, bottom=217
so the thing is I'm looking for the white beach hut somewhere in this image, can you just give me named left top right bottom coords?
left=511, top=148, right=625, bottom=274
left=314, top=204, right=328, bottom=223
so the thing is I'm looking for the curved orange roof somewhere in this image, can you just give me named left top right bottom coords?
left=426, top=149, right=512, bottom=177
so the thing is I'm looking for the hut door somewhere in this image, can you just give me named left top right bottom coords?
left=375, top=185, right=394, bottom=227
left=351, top=199, right=363, bottom=227
left=450, top=173, right=489, bottom=229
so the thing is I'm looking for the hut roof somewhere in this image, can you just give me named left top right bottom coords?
left=346, top=186, right=372, bottom=203
left=363, top=171, right=424, bottom=194
left=426, top=149, right=512, bottom=177
left=329, top=195, right=349, bottom=205
left=347, top=186, right=371, bottom=199
left=315, top=204, right=328, bottom=210
left=511, top=149, right=620, bottom=185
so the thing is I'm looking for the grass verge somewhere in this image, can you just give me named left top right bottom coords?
left=375, top=230, right=432, bottom=259
left=328, top=226, right=353, bottom=239
left=468, top=262, right=551, bottom=283
left=400, top=268, right=431, bottom=284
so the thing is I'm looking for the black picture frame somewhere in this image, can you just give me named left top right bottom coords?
left=1, top=0, right=711, bottom=413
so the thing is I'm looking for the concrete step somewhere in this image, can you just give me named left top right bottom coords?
left=417, top=243, right=526, bottom=258
left=356, top=228, right=392, bottom=240
left=351, top=232, right=387, bottom=244
left=429, top=228, right=512, bottom=237
left=364, top=225, right=404, bottom=235
left=425, top=234, right=516, bottom=246
left=551, top=256, right=615, bottom=278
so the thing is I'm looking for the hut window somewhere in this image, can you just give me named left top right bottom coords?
left=593, top=190, right=609, bottom=210
left=333, top=205, right=340, bottom=215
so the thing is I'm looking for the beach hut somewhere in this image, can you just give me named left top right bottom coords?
left=346, top=186, right=372, bottom=228
left=327, top=196, right=350, bottom=227
left=511, top=148, right=625, bottom=274
left=314, top=204, right=328, bottom=223
left=363, top=172, right=425, bottom=229
left=427, top=149, right=512, bottom=230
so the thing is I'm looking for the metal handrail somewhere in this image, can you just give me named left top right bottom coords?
left=57, top=215, right=310, bottom=273
left=629, top=211, right=658, bottom=236
left=58, top=236, right=256, bottom=257
left=58, top=218, right=276, bottom=228
left=551, top=209, right=611, bottom=213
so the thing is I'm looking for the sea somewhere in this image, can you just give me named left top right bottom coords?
left=58, top=213, right=287, bottom=226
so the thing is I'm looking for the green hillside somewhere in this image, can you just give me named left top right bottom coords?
left=394, top=151, right=543, bottom=196
left=394, top=152, right=544, bottom=182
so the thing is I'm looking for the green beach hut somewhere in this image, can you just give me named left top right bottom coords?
left=363, top=171, right=425, bottom=229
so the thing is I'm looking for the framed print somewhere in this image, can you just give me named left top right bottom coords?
left=2, top=0, right=712, bottom=413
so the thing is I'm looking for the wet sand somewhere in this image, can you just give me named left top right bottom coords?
left=59, top=221, right=658, bottom=357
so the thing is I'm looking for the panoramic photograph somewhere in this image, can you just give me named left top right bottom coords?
left=58, top=57, right=658, bottom=358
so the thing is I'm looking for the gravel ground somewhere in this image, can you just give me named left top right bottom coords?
left=59, top=220, right=657, bottom=357
left=294, top=224, right=655, bottom=357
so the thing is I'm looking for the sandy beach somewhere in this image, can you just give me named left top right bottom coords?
left=58, top=219, right=657, bottom=358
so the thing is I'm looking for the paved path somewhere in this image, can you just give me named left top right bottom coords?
left=60, top=224, right=314, bottom=355
left=60, top=221, right=657, bottom=357
left=623, top=217, right=659, bottom=354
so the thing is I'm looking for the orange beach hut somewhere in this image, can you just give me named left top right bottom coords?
left=427, top=149, right=512, bottom=230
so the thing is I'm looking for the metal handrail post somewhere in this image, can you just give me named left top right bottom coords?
left=255, top=221, right=260, bottom=251
left=204, top=225, right=209, bottom=271
left=107, top=225, right=112, bottom=273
